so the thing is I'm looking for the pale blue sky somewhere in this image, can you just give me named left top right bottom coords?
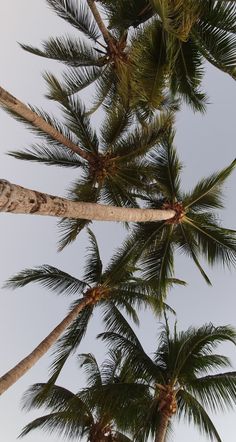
left=0, top=2, right=235, bottom=441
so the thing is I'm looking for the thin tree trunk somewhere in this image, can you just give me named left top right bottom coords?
left=155, top=413, right=170, bottom=442
left=0, top=86, right=93, bottom=162
left=0, top=180, right=175, bottom=222
left=0, top=297, right=91, bottom=395
left=87, top=0, right=115, bottom=48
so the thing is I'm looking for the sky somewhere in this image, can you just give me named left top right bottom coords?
left=0, top=1, right=235, bottom=441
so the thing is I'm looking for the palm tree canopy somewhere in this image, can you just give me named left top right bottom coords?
left=111, top=131, right=236, bottom=294
left=96, top=321, right=236, bottom=442
left=5, top=229, right=181, bottom=385
left=20, top=351, right=133, bottom=441
left=100, top=0, right=236, bottom=111
left=8, top=89, right=173, bottom=249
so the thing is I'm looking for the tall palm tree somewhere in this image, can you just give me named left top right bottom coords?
left=110, top=131, right=236, bottom=294
left=0, top=229, right=179, bottom=395
left=7, top=88, right=173, bottom=249
left=20, top=0, right=135, bottom=113
left=97, top=321, right=236, bottom=442
left=19, top=351, right=133, bottom=441
left=99, top=0, right=236, bottom=112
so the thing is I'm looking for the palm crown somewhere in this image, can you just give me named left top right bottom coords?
left=6, top=229, right=178, bottom=386
left=100, top=0, right=236, bottom=112
left=8, top=83, right=173, bottom=249
left=113, top=131, right=236, bottom=293
left=20, top=351, right=132, bottom=441
left=96, top=321, right=236, bottom=442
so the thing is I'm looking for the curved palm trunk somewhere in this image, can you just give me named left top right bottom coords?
left=0, top=86, right=93, bottom=162
left=155, top=413, right=170, bottom=442
left=0, top=180, right=175, bottom=222
left=0, top=297, right=91, bottom=395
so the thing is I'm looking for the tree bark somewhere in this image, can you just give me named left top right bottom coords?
left=0, top=180, right=175, bottom=222
left=0, top=297, right=91, bottom=395
left=0, top=85, right=93, bottom=162
left=154, top=413, right=170, bottom=442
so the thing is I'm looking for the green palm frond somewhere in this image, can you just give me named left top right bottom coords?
left=21, top=383, right=84, bottom=413
left=78, top=353, right=102, bottom=388
left=44, top=81, right=99, bottom=153
left=86, top=64, right=115, bottom=115
left=130, top=20, right=168, bottom=110
left=82, top=229, right=103, bottom=284
left=20, top=36, right=100, bottom=67
left=169, top=37, right=207, bottom=112
left=185, top=215, right=236, bottom=268
left=148, top=131, right=183, bottom=200
left=177, top=390, right=222, bottom=442
left=184, top=159, right=236, bottom=210
left=61, top=66, right=104, bottom=96
left=99, top=103, right=132, bottom=148
left=4, top=265, right=88, bottom=296
left=46, top=0, right=100, bottom=41
left=199, top=1, right=236, bottom=34
left=8, top=143, right=83, bottom=168
left=188, top=371, right=236, bottom=413
left=192, top=22, right=236, bottom=78
left=19, top=411, right=91, bottom=439
left=177, top=222, right=212, bottom=285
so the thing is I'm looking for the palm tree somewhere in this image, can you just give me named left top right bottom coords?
left=19, top=351, right=133, bottom=441
left=0, top=229, right=180, bottom=395
left=20, top=0, right=135, bottom=113
left=99, top=0, right=236, bottom=112
left=110, top=131, right=236, bottom=294
left=7, top=87, right=173, bottom=249
left=97, top=321, right=236, bottom=442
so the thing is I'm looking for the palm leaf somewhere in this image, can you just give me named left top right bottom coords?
left=46, top=0, right=100, bottom=41
left=82, top=229, right=103, bottom=284
left=177, top=390, right=222, bottom=442
left=20, top=36, right=99, bottom=67
left=4, top=265, right=87, bottom=296
left=8, top=143, right=83, bottom=168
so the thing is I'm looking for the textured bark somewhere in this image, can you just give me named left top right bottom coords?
left=154, top=413, right=170, bottom=442
left=0, top=297, right=91, bottom=395
left=0, top=180, right=175, bottom=222
left=0, top=85, right=93, bottom=162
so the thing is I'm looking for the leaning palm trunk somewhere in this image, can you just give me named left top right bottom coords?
left=0, top=297, right=91, bottom=395
left=155, top=413, right=170, bottom=442
left=0, top=180, right=175, bottom=222
left=0, top=86, right=92, bottom=162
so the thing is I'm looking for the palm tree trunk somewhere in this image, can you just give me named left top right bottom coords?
left=155, top=413, right=170, bottom=442
left=0, top=297, right=91, bottom=395
left=0, top=180, right=175, bottom=222
left=87, top=0, right=115, bottom=49
left=0, top=86, right=93, bottom=162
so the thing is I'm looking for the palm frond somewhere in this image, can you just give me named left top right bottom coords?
left=46, top=0, right=101, bottom=41
left=184, top=158, right=236, bottom=210
left=82, top=229, right=103, bottom=284
left=8, top=143, right=83, bottom=168
left=177, top=390, right=222, bottom=442
left=61, top=66, right=103, bottom=96
left=185, top=215, right=236, bottom=268
left=20, top=36, right=99, bottom=67
left=4, top=265, right=87, bottom=296
left=78, top=353, right=102, bottom=388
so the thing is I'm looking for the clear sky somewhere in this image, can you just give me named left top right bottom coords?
left=0, top=1, right=235, bottom=441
